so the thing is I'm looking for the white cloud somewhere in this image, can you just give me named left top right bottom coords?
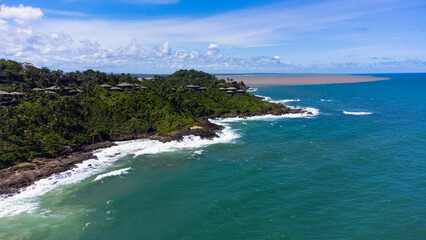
left=43, top=9, right=89, bottom=18
left=0, top=4, right=43, bottom=24
left=0, top=1, right=425, bottom=73
left=158, top=41, right=171, bottom=56
left=207, top=44, right=221, bottom=56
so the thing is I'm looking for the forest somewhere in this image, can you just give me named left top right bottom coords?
left=0, top=59, right=286, bottom=169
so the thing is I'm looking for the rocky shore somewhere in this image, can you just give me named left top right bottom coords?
left=0, top=106, right=307, bottom=196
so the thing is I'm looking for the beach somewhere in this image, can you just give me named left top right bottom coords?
left=216, top=74, right=389, bottom=85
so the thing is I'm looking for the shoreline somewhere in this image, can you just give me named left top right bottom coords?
left=0, top=107, right=305, bottom=197
left=216, top=74, right=389, bottom=85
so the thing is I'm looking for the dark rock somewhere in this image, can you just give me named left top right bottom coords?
left=0, top=105, right=305, bottom=196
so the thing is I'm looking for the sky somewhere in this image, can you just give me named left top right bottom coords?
left=0, top=0, right=425, bottom=73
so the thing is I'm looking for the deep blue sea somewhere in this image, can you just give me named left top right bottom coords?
left=0, top=73, right=425, bottom=239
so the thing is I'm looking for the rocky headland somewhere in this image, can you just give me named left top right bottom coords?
left=0, top=107, right=307, bottom=196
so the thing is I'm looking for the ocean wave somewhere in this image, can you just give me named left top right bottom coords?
left=247, top=88, right=258, bottom=92
left=0, top=122, right=238, bottom=218
left=254, top=95, right=319, bottom=119
left=320, top=99, right=333, bottom=102
left=93, top=167, right=132, bottom=182
left=194, top=150, right=204, bottom=155
left=212, top=107, right=319, bottom=123
left=270, top=99, right=300, bottom=104
left=343, top=111, right=372, bottom=115
left=255, top=95, right=272, bottom=102
left=256, top=96, right=301, bottom=104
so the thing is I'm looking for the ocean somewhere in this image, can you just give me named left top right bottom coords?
left=0, top=73, right=425, bottom=239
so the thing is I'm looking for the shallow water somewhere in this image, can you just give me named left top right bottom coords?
left=0, top=73, right=425, bottom=239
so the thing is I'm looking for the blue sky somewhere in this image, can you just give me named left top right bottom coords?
left=0, top=0, right=425, bottom=73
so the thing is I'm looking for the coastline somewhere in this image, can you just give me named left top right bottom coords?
left=0, top=107, right=305, bottom=196
left=216, top=74, right=389, bottom=85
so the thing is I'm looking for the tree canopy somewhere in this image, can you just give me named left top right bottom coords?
left=0, top=59, right=284, bottom=169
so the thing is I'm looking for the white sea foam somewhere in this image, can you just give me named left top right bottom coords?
left=194, top=150, right=204, bottom=155
left=343, top=111, right=372, bottom=115
left=93, top=167, right=132, bottom=182
left=0, top=92, right=316, bottom=218
left=270, top=99, right=300, bottom=104
left=255, top=95, right=272, bottom=102
left=321, top=99, right=333, bottom=102
left=247, top=88, right=258, bottom=92
left=0, top=122, right=238, bottom=218
left=212, top=107, right=319, bottom=123
left=255, top=95, right=319, bottom=119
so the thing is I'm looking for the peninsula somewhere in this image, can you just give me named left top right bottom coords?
left=0, top=59, right=304, bottom=195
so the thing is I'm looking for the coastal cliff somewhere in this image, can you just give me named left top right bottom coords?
left=0, top=59, right=306, bottom=195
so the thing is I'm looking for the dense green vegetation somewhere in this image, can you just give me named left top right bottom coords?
left=0, top=59, right=283, bottom=169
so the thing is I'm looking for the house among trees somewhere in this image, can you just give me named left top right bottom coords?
left=186, top=85, right=208, bottom=92
left=32, top=88, right=44, bottom=92
left=0, top=91, right=9, bottom=101
left=0, top=90, right=24, bottom=107
left=236, top=89, right=245, bottom=95
left=101, top=84, right=113, bottom=89
left=0, top=91, right=11, bottom=107
left=186, top=85, right=201, bottom=90
left=110, top=87, right=123, bottom=91
left=34, top=86, right=80, bottom=95
left=45, top=86, right=60, bottom=92
left=9, top=92, right=25, bottom=96
left=116, top=83, right=134, bottom=89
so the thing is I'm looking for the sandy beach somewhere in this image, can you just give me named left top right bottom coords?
left=216, top=74, right=389, bottom=85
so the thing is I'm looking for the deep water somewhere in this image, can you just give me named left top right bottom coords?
left=0, top=73, right=425, bottom=239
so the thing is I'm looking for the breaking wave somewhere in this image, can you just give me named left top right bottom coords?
left=0, top=92, right=318, bottom=218
left=212, top=107, right=319, bottom=123
left=270, top=99, right=300, bottom=104
left=0, top=122, right=239, bottom=218
left=247, top=88, right=258, bottom=92
left=321, top=99, right=333, bottom=102
left=255, top=95, right=272, bottom=102
left=253, top=95, right=319, bottom=119
left=343, top=111, right=372, bottom=115
left=93, top=167, right=132, bottom=182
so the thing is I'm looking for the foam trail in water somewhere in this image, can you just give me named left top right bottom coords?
left=254, top=95, right=319, bottom=119
left=247, top=88, right=258, bottom=92
left=133, top=124, right=238, bottom=157
left=194, top=150, right=204, bottom=155
left=0, top=122, right=238, bottom=218
left=212, top=107, right=319, bottom=123
left=343, top=111, right=372, bottom=115
left=270, top=99, right=300, bottom=104
left=321, top=99, right=333, bottom=102
left=93, top=167, right=132, bottom=182
left=254, top=95, right=272, bottom=102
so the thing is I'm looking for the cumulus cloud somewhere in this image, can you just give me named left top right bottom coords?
left=207, top=44, right=221, bottom=56
left=0, top=4, right=43, bottom=24
left=159, top=41, right=171, bottom=56
left=0, top=1, right=425, bottom=73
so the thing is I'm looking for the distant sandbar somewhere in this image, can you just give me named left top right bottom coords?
left=216, top=74, right=389, bottom=85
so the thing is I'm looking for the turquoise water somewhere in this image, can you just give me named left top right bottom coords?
left=0, top=74, right=425, bottom=239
